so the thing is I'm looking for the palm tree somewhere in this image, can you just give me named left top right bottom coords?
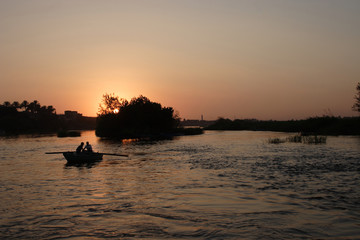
left=353, top=82, right=360, bottom=113
left=21, top=100, right=29, bottom=111
left=47, top=105, right=56, bottom=114
left=3, top=101, right=11, bottom=107
left=28, top=100, right=41, bottom=114
left=12, top=101, right=20, bottom=109
left=40, top=106, right=47, bottom=113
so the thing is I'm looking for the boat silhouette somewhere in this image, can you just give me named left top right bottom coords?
left=46, top=151, right=128, bottom=163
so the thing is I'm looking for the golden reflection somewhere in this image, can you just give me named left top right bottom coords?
left=121, top=138, right=139, bottom=144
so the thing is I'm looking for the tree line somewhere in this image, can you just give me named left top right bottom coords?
left=0, top=100, right=58, bottom=134
left=1, top=100, right=56, bottom=115
left=1, top=82, right=358, bottom=136
left=0, top=100, right=95, bottom=135
left=205, top=116, right=360, bottom=135
left=206, top=82, right=360, bottom=135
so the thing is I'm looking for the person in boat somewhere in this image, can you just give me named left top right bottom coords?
left=76, top=142, right=84, bottom=154
left=84, top=141, right=93, bottom=153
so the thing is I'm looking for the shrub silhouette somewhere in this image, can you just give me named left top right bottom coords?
left=96, top=94, right=180, bottom=138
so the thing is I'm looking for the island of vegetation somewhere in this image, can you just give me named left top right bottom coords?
left=96, top=94, right=203, bottom=138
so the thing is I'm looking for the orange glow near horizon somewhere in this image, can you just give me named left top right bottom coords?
left=1, top=1, right=360, bottom=120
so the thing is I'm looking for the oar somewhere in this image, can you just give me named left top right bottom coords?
left=101, top=153, right=129, bottom=157
left=45, top=151, right=68, bottom=154
left=45, top=151, right=129, bottom=157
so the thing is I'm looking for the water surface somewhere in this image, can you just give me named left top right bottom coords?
left=0, top=131, right=359, bottom=239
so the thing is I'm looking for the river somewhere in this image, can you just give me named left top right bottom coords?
left=0, top=131, right=359, bottom=239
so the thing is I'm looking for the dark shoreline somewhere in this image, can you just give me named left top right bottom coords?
left=205, top=116, right=360, bottom=136
left=95, top=127, right=204, bottom=140
left=1, top=116, right=359, bottom=137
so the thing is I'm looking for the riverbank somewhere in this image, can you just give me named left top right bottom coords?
left=95, top=127, right=203, bottom=139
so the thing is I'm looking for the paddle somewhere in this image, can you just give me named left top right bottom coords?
left=101, top=153, right=129, bottom=157
left=45, top=151, right=68, bottom=154
left=45, top=151, right=128, bottom=157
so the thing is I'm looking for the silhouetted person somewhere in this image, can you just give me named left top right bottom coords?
left=76, top=142, right=84, bottom=153
left=84, top=141, right=93, bottom=152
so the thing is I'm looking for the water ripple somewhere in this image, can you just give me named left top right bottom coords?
left=0, top=131, right=359, bottom=239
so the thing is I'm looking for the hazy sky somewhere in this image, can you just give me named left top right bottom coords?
left=1, top=0, right=359, bottom=120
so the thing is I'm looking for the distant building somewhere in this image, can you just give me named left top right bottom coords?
left=57, top=111, right=96, bottom=130
left=64, top=111, right=82, bottom=119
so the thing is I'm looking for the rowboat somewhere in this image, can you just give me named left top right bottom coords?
left=46, top=151, right=128, bottom=163
left=63, top=151, right=103, bottom=163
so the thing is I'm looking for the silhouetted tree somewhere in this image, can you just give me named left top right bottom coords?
left=21, top=100, right=29, bottom=111
left=96, top=94, right=180, bottom=138
left=98, top=93, right=128, bottom=115
left=0, top=99, right=97, bottom=134
left=353, top=82, right=360, bottom=113
left=27, top=100, right=41, bottom=114
left=47, top=105, right=56, bottom=114
left=11, top=101, right=20, bottom=109
left=3, top=101, right=11, bottom=107
left=0, top=99, right=60, bottom=134
left=0, top=105, right=17, bottom=116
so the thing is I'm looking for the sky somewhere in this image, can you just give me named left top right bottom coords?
left=1, top=0, right=359, bottom=120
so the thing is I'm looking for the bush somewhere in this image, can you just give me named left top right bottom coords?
left=96, top=94, right=180, bottom=138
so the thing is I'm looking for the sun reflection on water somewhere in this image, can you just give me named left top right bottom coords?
left=0, top=131, right=359, bottom=239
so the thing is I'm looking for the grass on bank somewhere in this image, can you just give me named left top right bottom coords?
left=268, top=134, right=327, bottom=144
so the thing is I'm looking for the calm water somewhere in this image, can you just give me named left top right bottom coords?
left=0, top=131, right=359, bottom=239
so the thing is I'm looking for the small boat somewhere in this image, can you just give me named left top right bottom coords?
left=62, top=151, right=103, bottom=163
left=46, top=151, right=128, bottom=163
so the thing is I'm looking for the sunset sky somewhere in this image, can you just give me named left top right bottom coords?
left=1, top=0, right=359, bottom=120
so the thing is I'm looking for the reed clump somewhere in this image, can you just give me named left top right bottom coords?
left=302, top=135, right=327, bottom=144
left=286, top=134, right=302, bottom=143
left=268, top=134, right=327, bottom=144
left=268, top=138, right=286, bottom=144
